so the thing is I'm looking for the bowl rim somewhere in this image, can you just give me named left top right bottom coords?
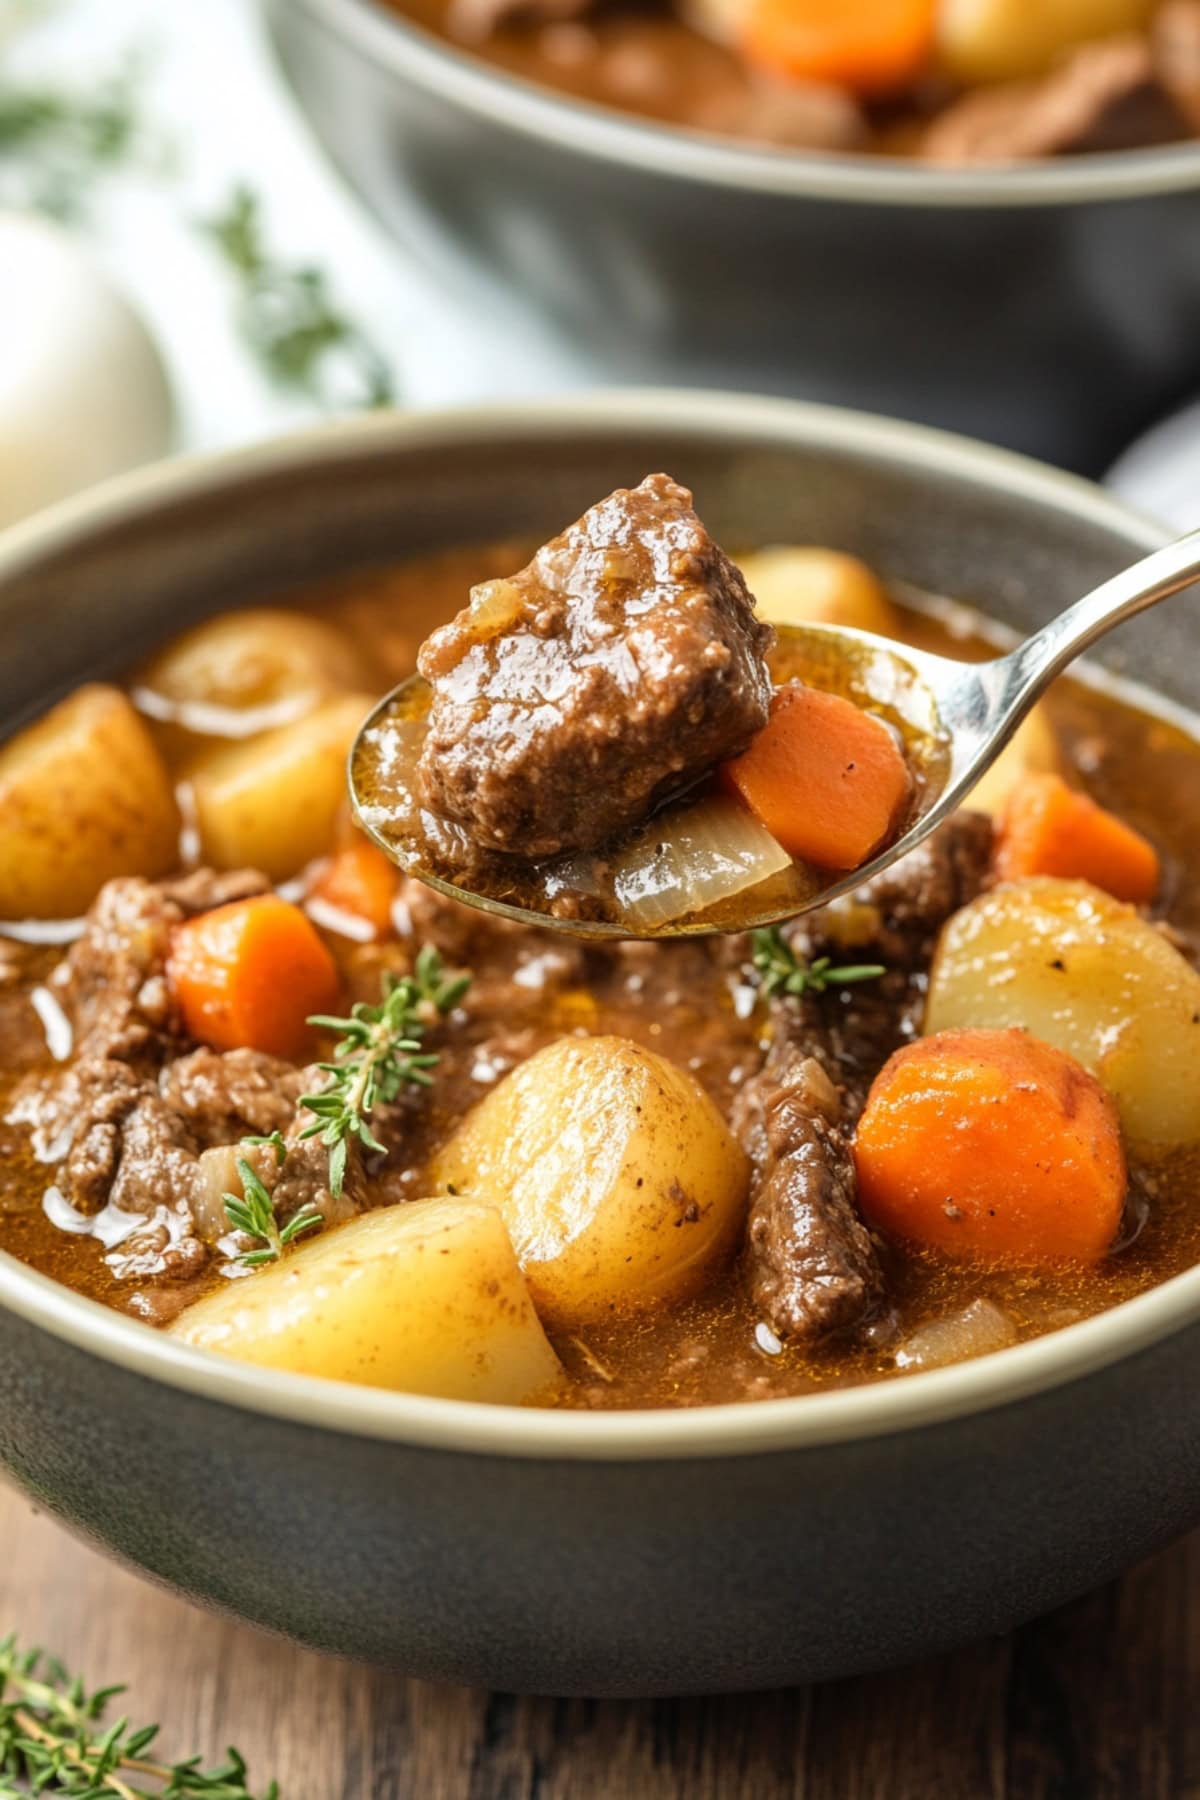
left=0, top=387, right=1191, bottom=1465
left=286, top=0, right=1200, bottom=206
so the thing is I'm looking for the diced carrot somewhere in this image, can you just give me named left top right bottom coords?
left=167, top=895, right=340, bottom=1059
left=309, top=836, right=400, bottom=937
left=740, top=0, right=937, bottom=93
left=994, top=771, right=1159, bottom=905
left=721, top=682, right=910, bottom=871
left=854, top=1027, right=1126, bottom=1265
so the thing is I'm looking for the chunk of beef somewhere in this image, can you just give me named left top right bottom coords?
left=159, top=867, right=270, bottom=915
left=416, top=473, right=774, bottom=857
left=793, top=809, right=994, bottom=971
left=50, top=878, right=183, bottom=1065
left=733, top=1051, right=883, bottom=1343
left=922, top=36, right=1188, bottom=163
left=160, top=1046, right=305, bottom=1144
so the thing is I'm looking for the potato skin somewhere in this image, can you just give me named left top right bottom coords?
left=429, top=1035, right=750, bottom=1328
left=926, top=876, right=1200, bottom=1150
left=189, top=692, right=374, bottom=881
left=0, top=683, right=179, bottom=918
left=171, top=1199, right=563, bottom=1404
left=136, top=608, right=368, bottom=762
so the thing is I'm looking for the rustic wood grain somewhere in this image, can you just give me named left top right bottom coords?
left=2, top=1476, right=1197, bottom=1800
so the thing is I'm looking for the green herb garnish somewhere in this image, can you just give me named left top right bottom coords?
left=300, top=947, right=470, bottom=1200
left=750, top=926, right=885, bottom=999
left=0, top=1633, right=278, bottom=1796
left=222, top=1154, right=321, bottom=1270
left=200, top=185, right=395, bottom=410
left=0, top=61, right=152, bottom=220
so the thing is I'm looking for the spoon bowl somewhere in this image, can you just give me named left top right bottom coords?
left=350, top=527, right=1200, bottom=938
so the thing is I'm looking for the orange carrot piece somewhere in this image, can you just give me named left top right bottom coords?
left=167, top=895, right=340, bottom=1059
left=854, top=1027, right=1126, bottom=1265
left=721, top=683, right=910, bottom=871
left=741, top=0, right=937, bottom=93
left=310, top=837, right=400, bottom=937
left=994, top=771, right=1160, bottom=905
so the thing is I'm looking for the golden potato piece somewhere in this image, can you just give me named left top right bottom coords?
left=0, top=683, right=179, bottom=919
left=937, top=0, right=1151, bottom=84
left=135, top=608, right=368, bottom=761
left=926, top=876, right=1200, bottom=1150
left=739, top=547, right=902, bottom=638
left=172, top=1199, right=563, bottom=1403
left=430, top=1035, right=750, bottom=1329
left=963, top=704, right=1060, bottom=817
left=189, top=692, right=373, bottom=882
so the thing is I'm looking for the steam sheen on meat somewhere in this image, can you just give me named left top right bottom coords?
left=416, top=473, right=774, bottom=858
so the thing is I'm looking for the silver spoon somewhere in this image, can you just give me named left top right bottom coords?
left=349, top=529, right=1200, bottom=939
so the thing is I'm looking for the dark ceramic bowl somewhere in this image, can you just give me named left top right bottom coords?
left=265, top=0, right=1200, bottom=473
left=1, top=395, right=1198, bottom=1696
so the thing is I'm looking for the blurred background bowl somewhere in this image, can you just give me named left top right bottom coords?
left=267, top=0, right=1200, bottom=474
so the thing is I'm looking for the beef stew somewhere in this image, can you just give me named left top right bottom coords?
left=1, top=513, right=1199, bottom=1410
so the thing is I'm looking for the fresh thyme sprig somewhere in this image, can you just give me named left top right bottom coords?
left=300, top=947, right=470, bottom=1199
left=0, top=61, right=153, bottom=220
left=750, top=926, right=885, bottom=999
left=200, top=185, right=396, bottom=410
left=222, top=1153, right=321, bottom=1270
left=0, top=1634, right=278, bottom=1796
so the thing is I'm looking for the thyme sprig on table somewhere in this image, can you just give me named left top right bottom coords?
left=222, top=1150, right=322, bottom=1271
left=0, top=1634, right=278, bottom=1797
left=0, top=62, right=151, bottom=219
left=300, top=947, right=471, bottom=1199
left=200, top=185, right=396, bottom=410
left=750, top=926, right=885, bottom=1000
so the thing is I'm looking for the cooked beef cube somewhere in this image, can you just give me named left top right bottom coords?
left=734, top=1050, right=883, bottom=1343
left=417, top=473, right=774, bottom=858
left=793, top=809, right=994, bottom=971
left=160, top=1046, right=305, bottom=1144
left=922, top=36, right=1187, bottom=163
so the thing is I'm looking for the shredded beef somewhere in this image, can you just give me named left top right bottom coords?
left=416, top=473, right=774, bottom=857
left=734, top=1051, right=883, bottom=1343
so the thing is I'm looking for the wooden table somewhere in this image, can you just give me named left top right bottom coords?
left=2, top=1477, right=1196, bottom=1799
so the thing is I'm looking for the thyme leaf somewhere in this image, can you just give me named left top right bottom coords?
left=750, top=926, right=885, bottom=999
left=222, top=1151, right=321, bottom=1269
left=299, top=946, right=470, bottom=1199
left=200, top=185, right=396, bottom=410
left=0, top=1632, right=278, bottom=1796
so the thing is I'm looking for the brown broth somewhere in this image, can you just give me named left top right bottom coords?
left=1, top=540, right=1199, bottom=1408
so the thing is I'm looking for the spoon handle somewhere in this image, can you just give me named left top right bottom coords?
left=995, top=525, right=1200, bottom=717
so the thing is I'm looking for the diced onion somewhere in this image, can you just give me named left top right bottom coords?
left=893, top=1299, right=1018, bottom=1372
left=612, top=792, right=791, bottom=930
left=465, top=578, right=524, bottom=642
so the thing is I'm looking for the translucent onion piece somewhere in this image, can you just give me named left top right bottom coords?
left=893, top=1299, right=1018, bottom=1372
left=465, top=578, right=524, bottom=642
left=612, top=793, right=791, bottom=930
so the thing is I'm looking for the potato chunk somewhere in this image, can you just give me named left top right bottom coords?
left=135, top=608, right=368, bottom=761
left=937, top=0, right=1152, bottom=84
left=739, top=546, right=903, bottom=638
left=171, top=1199, right=563, bottom=1403
left=0, top=684, right=179, bottom=919
left=429, top=1035, right=749, bottom=1328
left=926, top=877, right=1200, bottom=1149
left=189, top=692, right=374, bottom=881
left=963, top=704, right=1060, bottom=817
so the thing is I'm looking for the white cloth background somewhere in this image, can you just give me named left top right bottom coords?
left=5, top=0, right=1197, bottom=527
